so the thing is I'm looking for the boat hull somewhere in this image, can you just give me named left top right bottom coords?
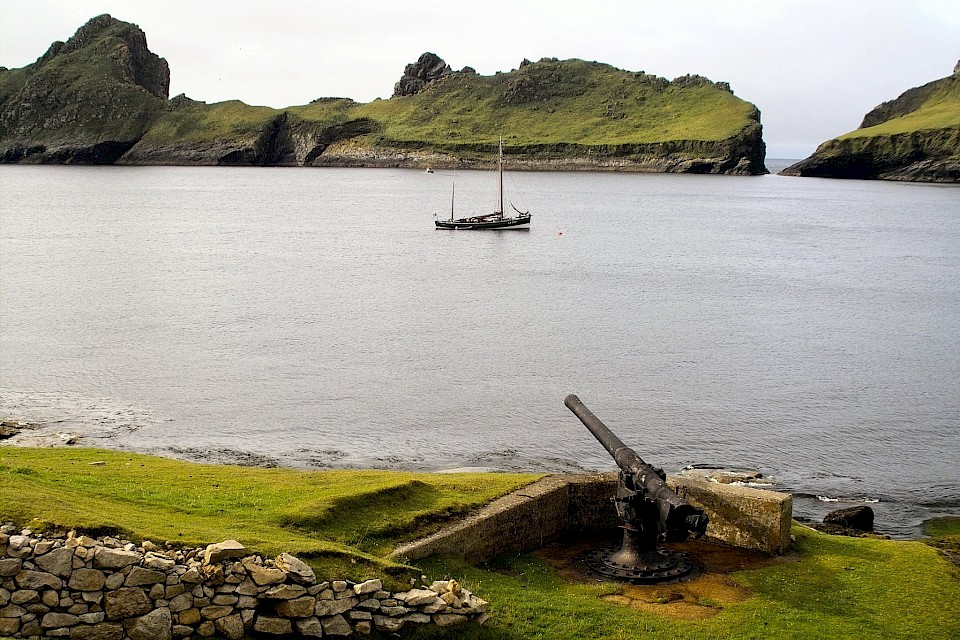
left=435, top=214, right=531, bottom=230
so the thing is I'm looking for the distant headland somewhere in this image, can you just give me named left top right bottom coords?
left=782, top=61, right=960, bottom=183
left=0, top=15, right=767, bottom=174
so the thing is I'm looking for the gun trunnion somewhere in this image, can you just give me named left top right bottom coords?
left=564, top=394, right=708, bottom=583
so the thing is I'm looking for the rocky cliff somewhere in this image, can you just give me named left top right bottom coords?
left=782, top=63, right=960, bottom=182
left=0, top=17, right=766, bottom=174
left=0, top=14, right=169, bottom=163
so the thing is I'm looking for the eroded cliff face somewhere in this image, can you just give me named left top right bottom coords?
left=781, top=127, right=959, bottom=182
left=0, top=14, right=169, bottom=163
left=783, top=62, right=960, bottom=182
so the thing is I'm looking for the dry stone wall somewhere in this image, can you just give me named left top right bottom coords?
left=0, top=525, right=488, bottom=639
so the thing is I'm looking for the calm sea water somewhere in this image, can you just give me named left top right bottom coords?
left=1, top=163, right=958, bottom=537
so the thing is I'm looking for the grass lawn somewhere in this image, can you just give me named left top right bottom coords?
left=2, top=446, right=958, bottom=639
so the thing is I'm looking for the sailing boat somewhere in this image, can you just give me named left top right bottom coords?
left=435, top=136, right=531, bottom=230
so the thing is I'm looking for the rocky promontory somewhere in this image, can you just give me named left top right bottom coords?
left=0, top=15, right=767, bottom=174
left=782, top=62, right=960, bottom=182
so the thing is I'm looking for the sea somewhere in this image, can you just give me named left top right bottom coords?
left=1, top=160, right=958, bottom=538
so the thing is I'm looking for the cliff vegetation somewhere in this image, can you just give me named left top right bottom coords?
left=782, top=63, right=960, bottom=182
left=0, top=16, right=766, bottom=174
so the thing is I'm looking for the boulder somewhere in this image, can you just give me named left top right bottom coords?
left=823, top=505, right=875, bottom=532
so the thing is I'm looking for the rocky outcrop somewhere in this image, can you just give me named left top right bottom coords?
left=0, top=524, right=489, bottom=639
left=779, top=127, right=959, bottom=182
left=0, top=14, right=169, bottom=163
left=783, top=61, right=959, bottom=182
left=392, top=52, right=452, bottom=97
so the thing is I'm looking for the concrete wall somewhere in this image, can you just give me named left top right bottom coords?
left=391, top=473, right=793, bottom=563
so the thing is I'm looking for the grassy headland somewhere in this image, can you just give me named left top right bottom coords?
left=2, top=446, right=958, bottom=639
left=782, top=67, right=960, bottom=182
left=1, top=15, right=766, bottom=172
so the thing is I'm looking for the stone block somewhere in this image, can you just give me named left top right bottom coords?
left=125, top=607, right=172, bottom=640
left=294, top=616, right=323, bottom=638
left=214, top=613, right=245, bottom=640
left=252, top=615, right=292, bottom=635
left=203, top=540, right=245, bottom=565
left=35, top=548, right=75, bottom=578
left=15, top=570, right=63, bottom=590
left=0, top=559, right=22, bottom=578
left=353, top=578, right=382, bottom=595
left=69, top=569, right=106, bottom=592
left=103, top=588, right=152, bottom=620
left=93, top=548, right=140, bottom=570
left=321, top=613, right=352, bottom=636
left=667, top=476, right=793, bottom=555
left=125, top=566, right=166, bottom=587
left=275, top=595, right=315, bottom=618
left=41, top=612, right=80, bottom=628
left=274, top=553, right=316, bottom=584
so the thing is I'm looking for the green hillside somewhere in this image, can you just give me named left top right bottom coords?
left=0, top=16, right=767, bottom=173
left=783, top=65, right=960, bottom=182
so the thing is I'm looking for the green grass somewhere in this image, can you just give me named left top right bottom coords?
left=352, top=59, right=754, bottom=147
left=111, top=58, right=758, bottom=152
left=4, top=447, right=957, bottom=639
left=0, top=447, right=539, bottom=582
left=840, top=77, right=960, bottom=139
left=138, top=100, right=281, bottom=144
left=405, top=527, right=960, bottom=640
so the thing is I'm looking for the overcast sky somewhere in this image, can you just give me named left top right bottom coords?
left=1, top=0, right=957, bottom=158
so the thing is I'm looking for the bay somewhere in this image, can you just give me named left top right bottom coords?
left=1, top=164, right=958, bottom=537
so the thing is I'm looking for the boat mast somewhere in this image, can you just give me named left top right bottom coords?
left=450, top=183, right=455, bottom=222
left=498, top=135, right=504, bottom=215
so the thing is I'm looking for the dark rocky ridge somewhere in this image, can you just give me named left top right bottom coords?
left=0, top=14, right=169, bottom=163
left=782, top=61, right=960, bottom=182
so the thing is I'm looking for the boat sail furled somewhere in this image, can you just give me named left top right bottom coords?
left=435, top=137, right=531, bottom=230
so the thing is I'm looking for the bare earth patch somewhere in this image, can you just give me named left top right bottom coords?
left=534, top=533, right=794, bottom=620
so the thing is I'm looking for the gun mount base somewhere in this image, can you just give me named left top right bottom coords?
left=580, top=529, right=701, bottom=584
left=582, top=545, right=699, bottom=584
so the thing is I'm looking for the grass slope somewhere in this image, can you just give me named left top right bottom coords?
left=411, top=527, right=960, bottom=640
left=0, top=447, right=539, bottom=580
left=5, top=447, right=954, bottom=638
left=353, top=60, right=755, bottom=147
left=840, top=75, right=960, bottom=140
left=133, top=59, right=758, bottom=151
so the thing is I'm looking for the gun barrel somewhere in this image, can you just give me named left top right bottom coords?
left=564, top=394, right=646, bottom=473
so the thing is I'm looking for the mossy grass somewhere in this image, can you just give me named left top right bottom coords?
left=131, top=58, right=756, bottom=151
left=840, top=77, right=960, bottom=140
left=0, top=446, right=540, bottom=583
left=3, top=447, right=957, bottom=638
left=403, top=526, right=960, bottom=639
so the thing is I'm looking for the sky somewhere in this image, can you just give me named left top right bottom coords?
left=0, top=0, right=957, bottom=158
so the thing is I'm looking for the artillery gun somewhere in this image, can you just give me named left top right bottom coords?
left=565, top=394, right=708, bottom=583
